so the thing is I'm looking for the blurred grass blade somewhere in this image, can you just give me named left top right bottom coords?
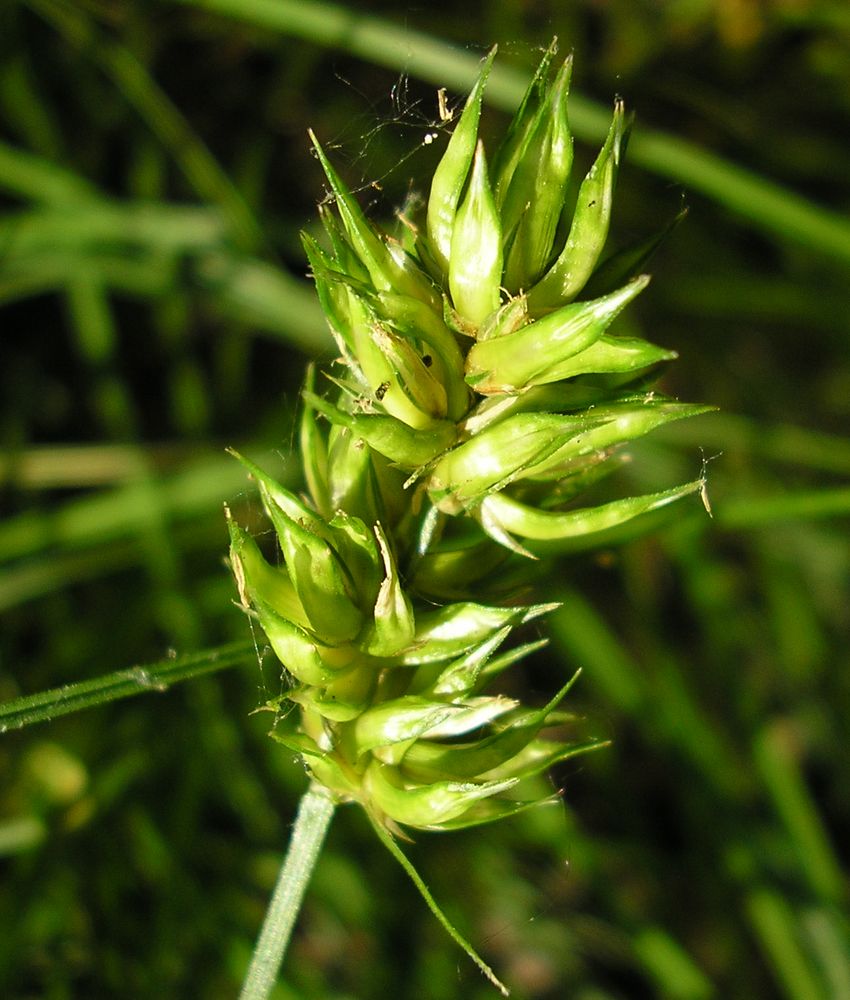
left=0, top=138, right=99, bottom=203
left=0, top=453, right=291, bottom=612
left=718, top=487, right=850, bottom=530
left=632, top=926, right=714, bottom=1000
left=549, top=588, right=645, bottom=713
left=194, top=253, right=328, bottom=352
left=0, top=249, right=176, bottom=303
left=753, top=723, right=844, bottom=904
left=626, top=126, right=850, bottom=267
left=0, top=455, right=252, bottom=561
left=0, top=200, right=327, bottom=352
left=27, top=0, right=263, bottom=251
left=551, top=590, right=744, bottom=796
left=802, top=910, right=850, bottom=999
left=0, top=203, right=228, bottom=254
left=0, top=641, right=256, bottom=731
left=657, top=414, right=850, bottom=478
left=171, top=0, right=850, bottom=266
left=746, top=888, right=829, bottom=1000
left=0, top=443, right=199, bottom=489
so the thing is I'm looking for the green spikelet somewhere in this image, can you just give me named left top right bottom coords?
left=230, top=38, right=710, bottom=884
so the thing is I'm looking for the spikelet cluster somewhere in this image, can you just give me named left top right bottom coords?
left=228, top=45, right=709, bottom=835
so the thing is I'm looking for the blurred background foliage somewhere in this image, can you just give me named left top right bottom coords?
left=1, top=1, right=849, bottom=998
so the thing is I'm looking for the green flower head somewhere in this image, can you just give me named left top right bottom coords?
left=230, top=44, right=710, bottom=837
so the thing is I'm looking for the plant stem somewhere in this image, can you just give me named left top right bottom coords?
left=239, top=782, right=336, bottom=1000
left=0, top=641, right=257, bottom=732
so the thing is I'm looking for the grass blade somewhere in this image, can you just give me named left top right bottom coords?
left=0, top=641, right=256, bottom=731
left=0, top=137, right=98, bottom=204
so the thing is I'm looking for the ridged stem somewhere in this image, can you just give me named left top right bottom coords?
left=239, top=782, right=336, bottom=1000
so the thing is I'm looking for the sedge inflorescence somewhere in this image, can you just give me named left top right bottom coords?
left=228, top=44, right=709, bottom=837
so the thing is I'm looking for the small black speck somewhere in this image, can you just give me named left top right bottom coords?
left=422, top=354, right=433, bottom=367
left=376, top=381, right=390, bottom=401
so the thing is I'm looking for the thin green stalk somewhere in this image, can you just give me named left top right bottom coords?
left=239, top=783, right=336, bottom=1000
left=0, top=641, right=255, bottom=731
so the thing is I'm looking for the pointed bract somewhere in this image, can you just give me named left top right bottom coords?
left=465, top=275, right=650, bottom=394
left=426, top=47, right=497, bottom=275
left=528, top=100, right=628, bottom=308
left=448, top=141, right=503, bottom=326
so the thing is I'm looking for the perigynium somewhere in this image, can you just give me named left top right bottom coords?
left=229, top=42, right=711, bottom=994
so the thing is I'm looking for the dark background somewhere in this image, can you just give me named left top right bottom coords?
left=1, top=2, right=848, bottom=998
